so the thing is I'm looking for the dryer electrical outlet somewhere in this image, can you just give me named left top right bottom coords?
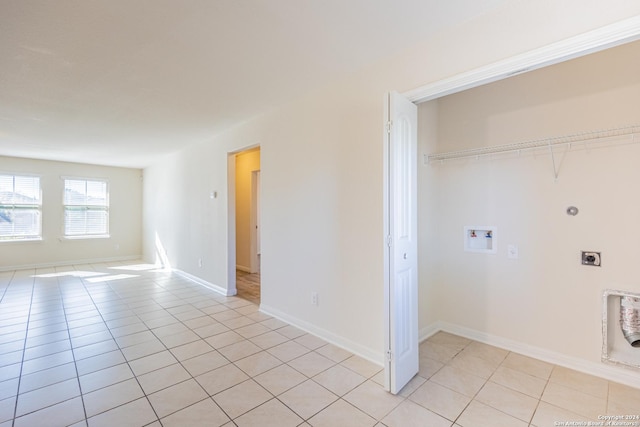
left=582, top=251, right=601, bottom=266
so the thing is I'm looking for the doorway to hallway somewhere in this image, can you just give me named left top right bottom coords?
left=232, top=146, right=261, bottom=304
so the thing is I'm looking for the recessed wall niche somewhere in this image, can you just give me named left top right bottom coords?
left=464, top=226, right=497, bottom=254
left=603, top=289, right=640, bottom=371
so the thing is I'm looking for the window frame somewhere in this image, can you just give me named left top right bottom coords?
left=0, top=173, right=43, bottom=242
left=62, top=177, right=110, bottom=239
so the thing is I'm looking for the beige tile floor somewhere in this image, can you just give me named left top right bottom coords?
left=1, top=261, right=639, bottom=427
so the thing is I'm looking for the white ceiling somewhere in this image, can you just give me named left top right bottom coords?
left=0, top=0, right=508, bottom=168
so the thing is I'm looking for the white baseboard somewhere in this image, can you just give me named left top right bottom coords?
left=15, top=253, right=633, bottom=390
left=260, top=303, right=384, bottom=367
left=419, top=322, right=441, bottom=343
left=0, top=255, right=141, bottom=272
left=173, top=269, right=236, bottom=297
left=421, top=321, right=640, bottom=390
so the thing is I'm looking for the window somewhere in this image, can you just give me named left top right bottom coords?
left=64, top=178, right=109, bottom=237
left=0, top=174, right=42, bottom=241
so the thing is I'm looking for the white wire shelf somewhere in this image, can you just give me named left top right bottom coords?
left=426, top=124, right=640, bottom=163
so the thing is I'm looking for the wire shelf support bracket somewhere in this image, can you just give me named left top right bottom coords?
left=425, top=125, right=640, bottom=179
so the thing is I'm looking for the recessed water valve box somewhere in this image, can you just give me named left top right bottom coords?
left=582, top=251, right=601, bottom=266
left=464, top=226, right=497, bottom=254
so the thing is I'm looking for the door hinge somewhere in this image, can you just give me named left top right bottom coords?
left=386, top=120, right=393, bottom=134
left=386, top=350, right=393, bottom=361
left=387, top=235, right=392, bottom=247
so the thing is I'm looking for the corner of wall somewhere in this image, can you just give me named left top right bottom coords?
left=422, top=321, right=640, bottom=390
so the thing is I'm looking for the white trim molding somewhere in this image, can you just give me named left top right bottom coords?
left=173, top=269, right=236, bottom=297
left=421, top=321, right=640, bottom=390
left=404, top=15, right=640, bottom=103
left=260, top=303, right=384, bottom=367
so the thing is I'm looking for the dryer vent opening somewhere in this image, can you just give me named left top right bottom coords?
left=620, top=296, right=640, bottom=348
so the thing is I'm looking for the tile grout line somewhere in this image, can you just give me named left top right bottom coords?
left=10, top=268, right=35, bottom=427
left=5, top=265, right=298, bottom=426
left=415, top=340, right=538, bottom=426
left=152, top=288, right=261, bottom=424
left=438, top=338, right=476, bottom=427
left=98, top=265, right=222, bottom=422
left=143, top=291, right=366, bottom=424
left=5, top=261, right=637, bottom=426
left=78, top=267, right=163, bottom=426
left=89, top=267, right=273, bottom=425
left=183, top=302, right=374, bottom=424
left=528, top=368, right=553, bottom=427
left=56, top=268, right=90, bottom=426
left=0, top=269, right=15, bottom=305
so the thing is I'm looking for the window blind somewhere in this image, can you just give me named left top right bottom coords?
left=0, top=174, right=42, bottom=240
left=64, top=179, right=109, bottom=237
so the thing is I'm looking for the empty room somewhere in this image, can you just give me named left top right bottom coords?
left=1, top=1, right=640, bottom=426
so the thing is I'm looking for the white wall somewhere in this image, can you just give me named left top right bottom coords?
left=0, top=156, right=142, bottom=269
left=142, top=1, right=640, bottom=364
left=419, top=39, right=640, bottom=367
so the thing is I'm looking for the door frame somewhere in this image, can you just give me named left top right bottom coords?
left=403, top=16, right=640, bottom=104
left=383, top=16, right=640, bottom=392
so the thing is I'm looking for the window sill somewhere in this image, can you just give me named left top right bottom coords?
left=61, top=235, right=111, bottom=241
left=0, top=238, right=43, bottom=244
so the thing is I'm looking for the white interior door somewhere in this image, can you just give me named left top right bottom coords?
left=384, top=91, right=418, bottom=394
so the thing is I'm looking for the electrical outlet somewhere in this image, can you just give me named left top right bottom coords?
left=582, top=251, right=601, bottom=267
left=311, top=292, right=318, bottom=306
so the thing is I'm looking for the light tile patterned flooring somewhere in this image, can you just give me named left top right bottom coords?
left=1, top=261, right=639, bottom=427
